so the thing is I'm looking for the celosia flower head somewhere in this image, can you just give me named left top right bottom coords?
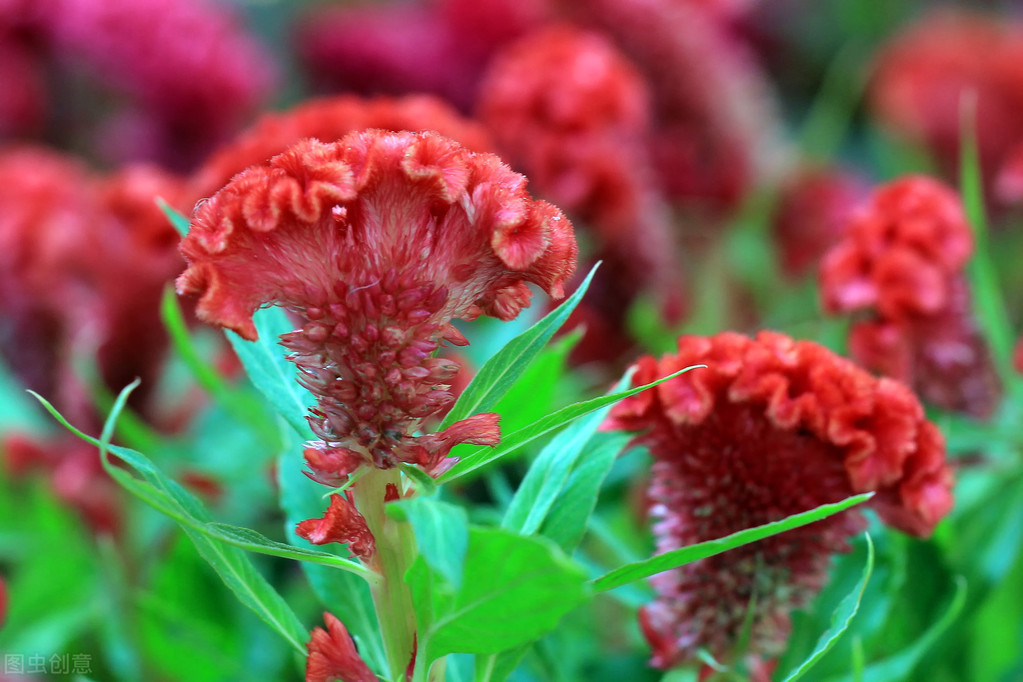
left=478, top=24, right=687, bottom=354
left=306, top=612, right=376, bottom=682
left=190, top=94, right=493, bottom=202
left=605, top=331, right=953, bottom=669
left=178, top=130, right=576, bottom=477
left=820, top=175, right=1000, bottom=417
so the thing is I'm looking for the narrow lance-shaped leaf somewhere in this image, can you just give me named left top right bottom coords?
left=593, top=493, right=873, bottom=593
left=439, top=263, right=598, bottom=430
left=782, top=535, right=875, bottom=682
left=31, top=385, right=373, bottom=657
left=438, top=365, right=703, bottom=484
left=226, top=306, right=314, bottom=438
left=502, top=372, right=630, bottom=539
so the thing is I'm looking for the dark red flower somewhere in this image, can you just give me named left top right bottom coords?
left=820, top=175, right=1001, bottom=418
left=41, top=0, right=276, bottom=169
left=178, top=131, right=576, bottom=480
left=604, top=331, right=953, bottom=670
left=871, top=9, right=1023, bottom=197
left=306, top=612, right=377, bottom=682
left=771, top=166, right=867, bottom=279
left=190, top=94, right=493, bottom=202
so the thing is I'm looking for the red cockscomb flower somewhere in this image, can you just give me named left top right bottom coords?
left=178, top=130, right=576, bottom=481
left=604, top=331, right=953, bottom=671
left=478, top=25, right=686, bottom=361
left=190, top=94, right=493, bottom=203
left=871, top=10, right=1023, bottom=197
left=306, top=612, right=376, bottom=682
left=820, top=175, right=1000, bottom=418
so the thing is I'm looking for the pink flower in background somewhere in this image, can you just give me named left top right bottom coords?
left=306, top=612, right=377, bottom=682
left=178, top=131, right=576, bottom=479
left=820, top=175, right=1001, bottom=418
left=604, top=331, right=953, bottom=670
left=39, top=0, right=275, bottom=170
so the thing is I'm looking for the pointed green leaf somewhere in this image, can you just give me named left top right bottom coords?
left=592, top=493, right=873, bottom=593
left=158, top=198, right=190, bottom=237
left=439, top=264, right=598, bottom=430
left=410, top=527, right=590, bottom=664
left=782, top=535, right=874, bottom=681
left=823, top=575, right=966, bottom=682
left=226, top=307, right=314, bottom=438
left=438, top=365, right=702, bottom=483
left=503, top=373, right=631, bottom=541
left=30, top=385, right=376, bottom=656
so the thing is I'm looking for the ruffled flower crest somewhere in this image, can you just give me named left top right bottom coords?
left=178, top=131, right=576, bottom=484
left=305, top=612, right=376, bottom=682
left=820, top=175, right=1000, bottom=417
left=604, top=331, right=953, bottom=670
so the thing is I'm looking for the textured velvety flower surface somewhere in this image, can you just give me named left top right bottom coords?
left=820, top=175, right=1000, bottom=417
left=306, top=612, right=376, bottom=682
left=190, top=94, right=494, bottom=202
left=604, top=331, right=953, bottom=669
left=178, top=130, right=576, bottom=477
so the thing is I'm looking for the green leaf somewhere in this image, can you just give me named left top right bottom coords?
left=959, top=97, right=1014, bottom=377
left=388, top=496, right=469, bottom=589
left=30, top=384, right=366, bottom=657
left=782, top=535, right=875, bottom=682
left=438, top=365, right=702, bottom=484
left=503, top=372, right=631, bottom=541
left=226, top=307, right=314, bottom=438
left=158, top=198, right=191, bottom=236
left=824, top=576, right=967, bottom=682
left=410, top=527, right=590, bottom=664
left=439, top=263, right=598, bottom=431
left=592, top=493, right=873, bottom=593
left=538, top=431, right=632, bottom=553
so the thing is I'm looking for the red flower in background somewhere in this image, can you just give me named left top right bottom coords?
left=564, top=0, right=782, bottom=214
left=189, top=94, right=493, bottom=202
left=0, top=146, right=188, bottom=535
left=178, top=131, right=576, bottom=480
left=820, top=175, right=1001, bottom=418
left=295, top=0, right=551, bottom=111
left=871, top=9, right=1023, bottom=199
left=604, top=331, right=953, bottom=671
left=771, top=166, right=868, bottom=279
left=306, top=612, right=376, bottom=682
left=477, top=24, right=686, bottom=361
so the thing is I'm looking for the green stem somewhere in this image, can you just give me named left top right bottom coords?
left=356, top=468, right=418, bottom=680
